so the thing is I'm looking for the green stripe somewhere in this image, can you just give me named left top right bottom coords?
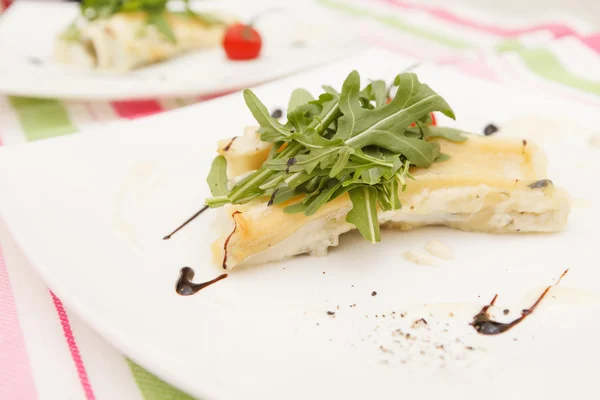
left=317, top=0, right=473, bottom=49
left=497, top=40, right=600, bottom=96
left=318, top=0, right=600, bottom=98
left=126, top=359, right=195, bottom=400
left=8, top=97, right=77, bottom=141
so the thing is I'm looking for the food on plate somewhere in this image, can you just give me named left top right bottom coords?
left=204, top=70, right=570, bottom=269
left=55, top=0, right=233, bottom=71
left=223, top=23, right=262, bottom=61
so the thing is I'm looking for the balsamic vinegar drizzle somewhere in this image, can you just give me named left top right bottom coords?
left=163, top=205, right=209, bottom=240
left=222, top=211, right=241, bottom=269
left=176, top=267, right=228, bottom=296
left=471, top=269, right=569, bottom=335
left=223, top=136, right=238, bottom=151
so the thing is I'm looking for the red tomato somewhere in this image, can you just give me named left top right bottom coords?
left=223, top=23, right=262, bottom=61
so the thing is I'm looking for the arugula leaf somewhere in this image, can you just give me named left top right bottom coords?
left=270, top=186, right=300, bottom=206
left=59, top=22, right=82, bottom=41
left=360, top=80, right=387, bottom=108
left=244, top=89, right=293, bottom=142
left=147, top=11, right=176, bottom=43
left=288, top=89, right=315, bottom=113
left=424, top=126, right=468, bottom=142
left=435, top=153, right=451, bottom=163
left=379, top=179, right=401, bottom=211
left=347, top=187, right=381, bottom=243
left=205, top=68, right=465, bottom=244
left=206, top=156, right=229, bottom=197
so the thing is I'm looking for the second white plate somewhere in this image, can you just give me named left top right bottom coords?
left=0, top=0, right=362, bottom=100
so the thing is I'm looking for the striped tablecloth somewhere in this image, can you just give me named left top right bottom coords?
left=2, top=1, right=600, bottom=398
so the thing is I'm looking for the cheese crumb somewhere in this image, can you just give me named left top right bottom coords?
left=425, top=239, right=454, bottom=260
left=402, top=250, right=436, bottom=266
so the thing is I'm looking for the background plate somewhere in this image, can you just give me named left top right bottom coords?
left=0, top=49, right=599, bottom=400
left=0, top=0, right=362, bottom=100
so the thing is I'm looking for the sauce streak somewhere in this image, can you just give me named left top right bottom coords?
left=471, top=269, right=569, bottom=335
left=176, top=267, right=228, bottom=296
left=222, top=211, right=241, bottom=269
left=223, top=136, right=238, bottom=151
left=163, top=205, right=209, bottom=240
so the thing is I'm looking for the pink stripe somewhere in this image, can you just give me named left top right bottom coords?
left=50, top=292, right=96, bottom=400
left=362, top=33, right=453, bottom=63
left=0, top=244, right=38, bottom=400
left=447, top=55, right=502, bottom=82
left=111, top=100, right=164, bottom=120
left=378, top=0, right=600, bottom=53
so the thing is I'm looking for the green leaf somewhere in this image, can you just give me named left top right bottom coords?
left=284, top=201, right=309, bottom=214
left=288, top=89, right=315, bottom=113
left=337, top=72, right=455, bottom=144
left=346, top=187, right=381, bottom=243
left=424, top=126, right=468, bottom=142
left=281, top=172, right=311, bottom=189
left=303, top=179, right=345, bottom=216
left=435, top=153, right=451, bottom=163
left=243, top=90, right=293, bottom=142
left=360, top=80, right=387, bottom=108
left=384, top=179, right=401, bottom=211
left=270, top=186, right=301, bottom=206
left=371, top=80, right=388, bottom=108
left=60, top=22, right=82, bottom=41
left=147, top=11, right=176, bottom=43
left=212, top=69, right=463, bottom=244
left=322, top=85, right=339, bottom=96
left=288, top=106, right=322, bottom=134
left=351, top=129, right=435, bottom=167
left=302, top=177, right=330, bottom=203
left=336, top=70, right=363, bottom=141
left=206, top=156, right=228, bottom=197
left=330, top=147, right=354, bottom=177
left=360, top=167, right=383, bottom=185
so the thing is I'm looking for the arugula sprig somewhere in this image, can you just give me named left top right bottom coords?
left=206, top=70, right=466, bottom=243
left=73, top=0, right=223, bottom=43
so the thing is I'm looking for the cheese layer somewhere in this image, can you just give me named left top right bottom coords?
left=55, top=12, right=231, bottom=71
left=212, top=133, right=570, bottom=269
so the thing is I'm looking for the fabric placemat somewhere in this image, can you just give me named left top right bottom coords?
left=1, top=0, right=600, bottom=398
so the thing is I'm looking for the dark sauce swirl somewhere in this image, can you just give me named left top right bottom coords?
left=176, top=267, right=228, bottom=296
left=471, top=269, right=569, bottom=335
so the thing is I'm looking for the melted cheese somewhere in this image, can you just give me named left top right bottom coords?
left=211, top=133, right=570, bottom=269
left=55, top=12, right=233, bottom=71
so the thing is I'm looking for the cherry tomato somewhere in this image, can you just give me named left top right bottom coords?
left=430, top=112, right=437, bottom=126
left=223, top=23, right=262, bottom=61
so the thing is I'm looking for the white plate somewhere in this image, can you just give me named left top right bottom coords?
left=0, top=0, right=362, bottom=100
left=1, top=49, right=600, bottom=400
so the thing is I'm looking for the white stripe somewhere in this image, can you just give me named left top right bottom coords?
left=0, top=96, right=27, bottom=145
left=63, top=101, right=92, bottom=133
left=68, top=314, right=144, bottom=400
left=86, top=101, right=120, bottom=122
left=0, top=222, right=86, bottom=400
